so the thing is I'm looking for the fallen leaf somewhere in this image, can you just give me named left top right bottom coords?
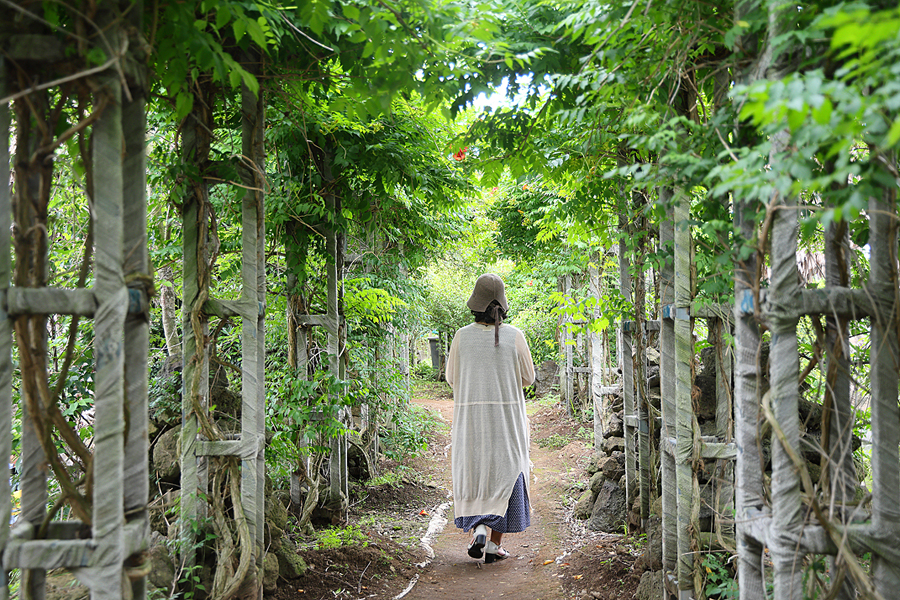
left=573, top=574, right=583, bottom=580
left=543, top=559, right=554, bottom=565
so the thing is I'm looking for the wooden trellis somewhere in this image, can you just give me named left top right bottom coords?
left=622, top=184, right=899, bottom=599
left=0, top=13, right=151, bottom=599
left=561, top=274, right=593, bottom=417
left=179, top=60, right=267, bottom=596
left=732, top=190, right=900, bottom=599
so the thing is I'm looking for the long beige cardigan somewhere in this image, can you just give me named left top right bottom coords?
left=446, top=323, right=536, bottom=519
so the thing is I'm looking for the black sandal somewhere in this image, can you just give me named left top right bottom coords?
left=467, top=524, right=487, bottom=559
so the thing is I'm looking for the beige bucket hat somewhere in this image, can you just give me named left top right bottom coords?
left=466, top=273, right=509, bottom=312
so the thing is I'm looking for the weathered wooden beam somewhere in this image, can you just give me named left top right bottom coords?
left=698, top=441, right=736, bottom=460
left=798, top=287, right=875, bottom=319
left=202, top=297, right=261, bottom=320
left=3, top=288, right=149, bottom=317
left=296, top=314, right=331, bottom=327
left=6, top=288, right=96, bottom=315
left=737, top=287, right=876, bottom=320
left=196, top=435, right=262, bottom=459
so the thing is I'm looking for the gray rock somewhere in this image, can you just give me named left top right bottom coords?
left=646, top=365, right=660, bottom=388
left=698, top=483, right=716, bottom=532
left=589, top=471, right=605, bottom=494
left=602, top=436, right=625, bottom=454
left=275, top=539, right=309, bottom=579
left=700, top=345, right=717, bottom=376
left=601, top=454, right=625, bottom=481
left=645, top=347, right=660, bottom=367
left=588, top=479, right=627, bottom=533
left=149, top=489, right=179, bottom=536
left=604, top=413, right=624, bottom=439
left=586, top=453, right=607, bottom=475
left=798, top=397, right=824, bottom=430
left=648, top=387, right=661, bottom=410
left=808, top=461, right=822, bottom=484
left=160, top=353, right=182, bottom=378
left=694, top=374, right=717, bottom=421
left=152, top=428, right=180, bottom=483
left=148, top=531, right=176, bottom=591
left=646, top=514, right=663, bottom=570
left=574, top=489, right=595, bottom=521
left=636, top=570, right=664, bottom=600
left=699, top=419, right=718, bottom=437
left=266, top=492, right=290, bottom=532
left=534, top=360, right=559, bottom=397
left=263, top=552, right=280, bottom=594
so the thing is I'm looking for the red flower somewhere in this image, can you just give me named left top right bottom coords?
left=452, top=147, right=468, bottom=161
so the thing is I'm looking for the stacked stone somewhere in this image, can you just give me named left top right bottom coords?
left=573, top=403, right=627, bottom=532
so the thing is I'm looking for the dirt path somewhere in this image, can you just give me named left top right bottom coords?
left=403, top=395, right=577, bottom=600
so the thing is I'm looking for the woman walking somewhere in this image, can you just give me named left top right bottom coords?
left=445, top=273, right=536, bottom=563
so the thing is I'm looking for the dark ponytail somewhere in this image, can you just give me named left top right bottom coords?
left=472, top=300, right=507, bottom=346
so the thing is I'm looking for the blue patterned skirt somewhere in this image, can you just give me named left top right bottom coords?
left=454, top=472, right=531, bottom=534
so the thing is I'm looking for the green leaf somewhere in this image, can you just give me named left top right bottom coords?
left=343, top=4, right=360, bottom=20
left=175, top=92, right=194, bottom=120
left=811, top=97, right=833, bottom=125
left=233, top=18, right=247, bottom=42
left=787, top=108, right=805, bottom=132
left=887, top=118, right=900, bottom=147
left=229, top=67, right=242, bottom=88
left=85, top=46, right=107, bottom=66
left=246, top=18, right=267, bottom=49
left=215, top=6, right=231, bottom=31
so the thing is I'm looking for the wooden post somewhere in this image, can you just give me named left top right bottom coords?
left=713, top=318, right=734, bottom=546
left=868, top=190, right=900, bottom=597
left=823, top=220, right=855, bottom=600
left=633, top=199, right=650, bottom=530
left=659, top=191, right=678, bottom=577
left=15, top=87, right=49, bottom=600
left=766, top=153, right=803, bottom=600
left=90, top=73, right=128, bottom=600
left=0, top=57, right=13, bottom=600
left=325, top=181, right=348, bottom=516
left=122, top=66, right=151, bottom=600
left=564, top=275, right=575, bottom=417
left=287, top=257, right=310, bottom=506
left=672, top=193, right=695, bottom=599
left=180, top=92, right=211, bottom=579
left=240, top=68, right=266, bottom=591
left=618, top=221, right=636, bottom=512
left=589, top=264, right=604, bottom=452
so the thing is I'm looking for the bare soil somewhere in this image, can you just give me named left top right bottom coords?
left=273, top=383, right=644, bottom=600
